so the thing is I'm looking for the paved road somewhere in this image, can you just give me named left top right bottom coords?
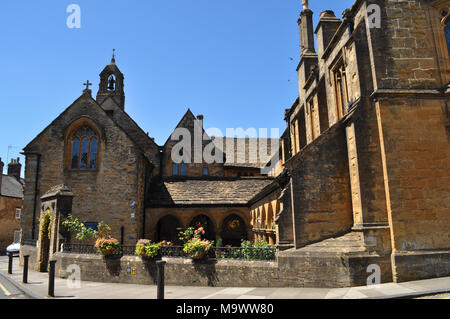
left=0, top=256, right=29, bottom=299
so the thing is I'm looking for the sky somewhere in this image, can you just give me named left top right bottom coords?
left=0, top=0, right=354, bottom=176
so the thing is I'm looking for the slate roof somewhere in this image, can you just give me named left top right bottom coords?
left=148, top=177, right=274, bottom=207
left=0, top=175, right=24, bottom=199
left=211, top=137, right=280, bottom=169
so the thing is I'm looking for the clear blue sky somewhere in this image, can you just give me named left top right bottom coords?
left=0, top=0, right=354, bottom=176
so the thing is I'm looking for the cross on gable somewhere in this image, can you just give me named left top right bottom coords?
left=83, top=80, right=92, bottom=91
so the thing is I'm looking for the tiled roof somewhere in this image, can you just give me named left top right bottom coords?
left=211, top=137, right=280, bottom=169
left=148, top=177, right=273, bottom=207
left=0, top=175, right=24, bottom=199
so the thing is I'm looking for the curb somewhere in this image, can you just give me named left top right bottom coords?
left=0, top=271, right=44, bottom=299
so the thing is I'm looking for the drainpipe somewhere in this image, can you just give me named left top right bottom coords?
left=31, top=153, right=41, bottom=240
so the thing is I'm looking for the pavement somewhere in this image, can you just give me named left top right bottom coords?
left=0, top=255, right=449, bottom=299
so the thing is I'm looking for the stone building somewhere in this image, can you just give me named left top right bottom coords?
left=20, top=0, right=449, bottom=286
left=249, top=0, right=449, bottom=285
left=19, top=55, right=279, bottom=269
left=0, top=158, right=24, bottom=253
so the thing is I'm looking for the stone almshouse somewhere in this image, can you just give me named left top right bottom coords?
left=21, top=0, right=449, bottom=287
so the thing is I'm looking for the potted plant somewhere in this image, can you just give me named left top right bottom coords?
left=179, top=227, right=212, bottom=260
left=135, top=239, right=161, bottom=260
left=94, top=238, right=122, bottom=257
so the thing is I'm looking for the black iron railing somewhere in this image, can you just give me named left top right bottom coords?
left=60, top=243, right=276, bottom=261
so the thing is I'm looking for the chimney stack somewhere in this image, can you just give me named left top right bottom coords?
left=0, top=158, right=4, bottom=193
left=298, top=6, right=316, bottom=56
left=7, top=157, right=22, bottom=181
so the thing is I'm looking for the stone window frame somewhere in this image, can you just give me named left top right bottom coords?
left=15, top=208, right=21, bottom=220
left=64, top=118, right=102, bottom=171
left=330, top=56, right=350, bottom=121
left=430, top=0, right=450, bottom=85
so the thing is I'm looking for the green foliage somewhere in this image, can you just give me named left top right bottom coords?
left=216, top=237, right=223, bottom=248
left=39, top=209, right=52, bottom=240
left=178, top=227, right=195, bottom=243
left=62, top=215, right=112, bottom=243
left=239, top=240, right=276, bottom=260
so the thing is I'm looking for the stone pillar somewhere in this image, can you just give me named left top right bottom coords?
left=298, top=9, right=316, bottom=56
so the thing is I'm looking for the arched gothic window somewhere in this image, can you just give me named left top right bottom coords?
left=70, top=125, right=99, bottom=169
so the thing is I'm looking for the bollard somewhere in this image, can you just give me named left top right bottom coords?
left=7, top=252, right=13, bottom=274
left=156, top=260, right=166, bottom=300
left=23, top=255, right=30, bottom=283
left=48, top=260, right=57, bottom=297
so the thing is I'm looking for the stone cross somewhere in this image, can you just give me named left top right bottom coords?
left=83, top=80, right=92, bottom=91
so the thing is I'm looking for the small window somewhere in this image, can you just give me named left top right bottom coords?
left=13, top=230, right=21, bottom=243
left=15, top=208, right=21, bottom=220
left=202, top=165, right=209, bottom=176
left=84, top=222, right=99, bottom=231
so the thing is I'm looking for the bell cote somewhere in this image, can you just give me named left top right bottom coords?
left=96, top=53, right=125, bottom=110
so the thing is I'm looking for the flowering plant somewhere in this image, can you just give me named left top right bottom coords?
left=94, top=238, right=122, bottom=256
left=135, top=239, right=161, bottom=259
left=183, top=237, right=212, bottom=260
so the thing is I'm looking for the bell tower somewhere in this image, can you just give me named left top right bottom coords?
left=96, top=50, right=125, bottom=110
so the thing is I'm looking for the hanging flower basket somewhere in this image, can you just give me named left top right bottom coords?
left=183, top=238, right=212, bottom=260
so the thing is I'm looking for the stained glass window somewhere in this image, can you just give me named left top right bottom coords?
left=70, top=125, right=99, bottom=169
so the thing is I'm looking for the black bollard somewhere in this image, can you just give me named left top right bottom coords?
left=156, top=260, right=166, bottom=300
left=7, top=252, right=13, bottom=274
left=23, top=255, right=30, bottom=283
left=48, top=260, right=57, bottom=297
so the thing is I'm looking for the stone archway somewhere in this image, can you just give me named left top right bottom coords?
left=190, top=215, right=216, bottom=242
left=36, top=207, right=52, bottom=272
left=156, top=215, right=182, bottom=245
left=220, top=214, right=248, bottom=247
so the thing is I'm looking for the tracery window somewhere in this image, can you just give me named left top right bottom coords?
left=332, top=60, right=349, bottom=120
left=70, top=125, right=98, bottom=169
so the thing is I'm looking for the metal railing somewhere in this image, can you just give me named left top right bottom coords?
left=60, top=243, right=276, bottom=261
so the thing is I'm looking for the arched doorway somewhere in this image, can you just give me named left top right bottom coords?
left=156, top=215, right=182, bottom=245
left=220, top=214, right=247, bottom=247
left=190, top=215, right=216, bottom=242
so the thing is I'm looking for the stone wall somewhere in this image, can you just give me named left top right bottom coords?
left=284, top=121, right=353, bottom=248
left=54, top=253, right=279, bottom=288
